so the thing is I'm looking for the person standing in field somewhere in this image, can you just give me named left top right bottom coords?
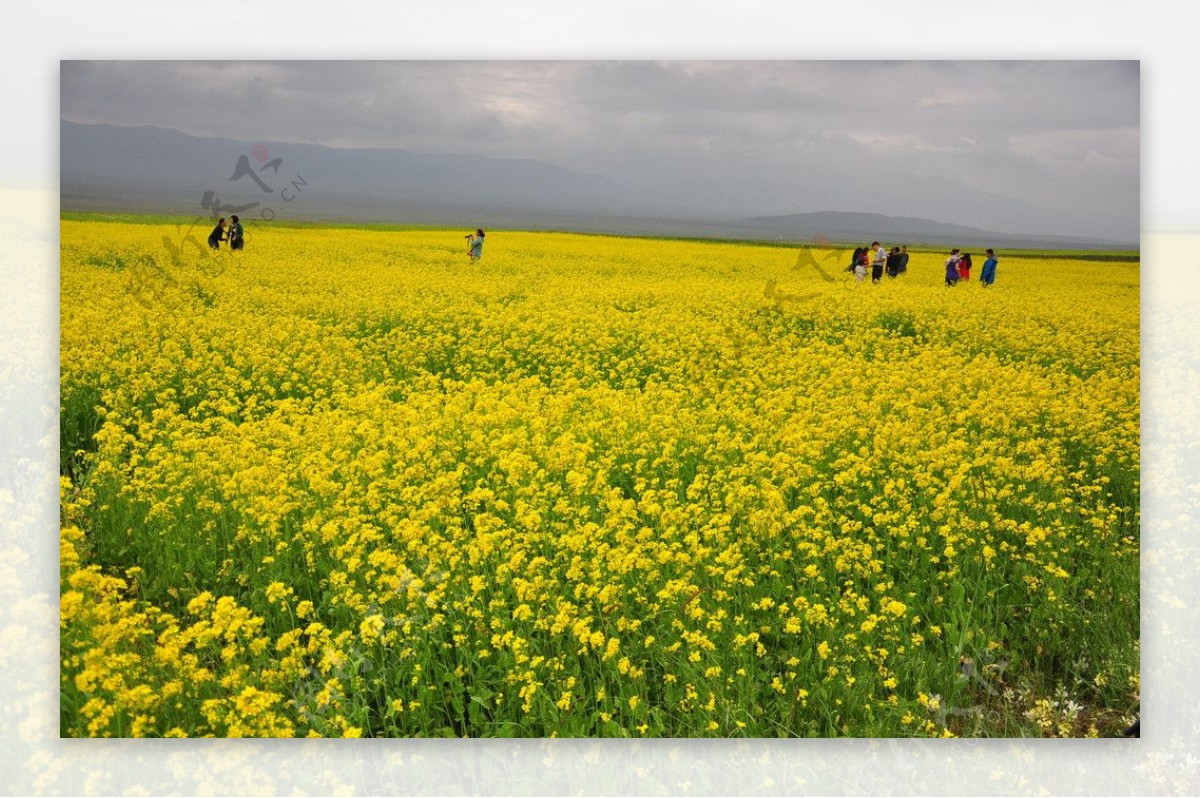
left=207, top=217, right=226, bottom=250
left=898, top=245, right=909, bottom=275
left=228, top=215, right=245, bottom=251
left=945, top=248, right=961, bottom=286
left=855, top=246, right=869, bottom=281
left=870, top=240, right=887, bottom=283
left=885, top=246, right=902, bottom=278
left=980, top=248, right=998, bottom=286
left=467, top=229, right=485, bottom=261
left=958, top=252, right=973, bottom=281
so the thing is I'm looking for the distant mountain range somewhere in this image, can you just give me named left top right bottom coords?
left=60, top=120, right=635, bottom=216
left=734, top=211, right=1132, bottom=250
left=60, top=121, right=1137, bottom=250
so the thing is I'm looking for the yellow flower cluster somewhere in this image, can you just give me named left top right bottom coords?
left=60, top=220, right=1139, bottom=737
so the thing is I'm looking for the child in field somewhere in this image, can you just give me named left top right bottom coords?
left=958, top=252, right=972, bottom=281
left=855, top=246, right=869, bottom=281
left=945, top=249, right=961, bottom=286
left=207, top=217, right=226, bottom=250
left=980, top=249, right=998, bottom=286
left=467, top=229, right=485, bottom=260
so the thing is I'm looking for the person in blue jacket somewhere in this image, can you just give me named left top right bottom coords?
left=467, top=229, right=485, bottom=261
left=980, top=248, right=999, bottom=286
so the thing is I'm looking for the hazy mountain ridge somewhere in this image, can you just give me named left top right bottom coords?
left=736, top=211, right=1133, bottom=250
left=60, top=120, right=636, bottom=212
left=60, top=121, right=1137, bottom=250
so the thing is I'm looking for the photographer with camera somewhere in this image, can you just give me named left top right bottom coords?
left=466, top=229, right=485, bottom=261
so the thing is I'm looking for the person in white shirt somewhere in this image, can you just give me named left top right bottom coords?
left=870, top=241, right=887, bottom=283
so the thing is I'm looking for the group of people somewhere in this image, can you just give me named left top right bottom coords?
left=944, top=248, right=999, bottom=287
left=207, top=216, right=245, bottom=251
left=846, top=241, right=999, bottom=287
left=848, top=242, right=910, bottom=282
left=201, top=223, right=1005, bottom=291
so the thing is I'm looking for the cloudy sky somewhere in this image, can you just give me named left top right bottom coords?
left=61, top=60, right=1139, bottom=240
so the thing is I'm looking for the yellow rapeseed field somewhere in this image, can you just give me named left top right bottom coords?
left=60, top=218, right=1140, bottom=737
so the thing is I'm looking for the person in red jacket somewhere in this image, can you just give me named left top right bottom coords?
left=958, top=252, right=973, bottom=281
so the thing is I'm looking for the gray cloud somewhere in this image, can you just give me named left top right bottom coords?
left=60, top=60, right=1139, bottom=240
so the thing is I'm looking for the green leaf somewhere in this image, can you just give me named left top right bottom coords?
left=949, top=581, right=966, bottom=606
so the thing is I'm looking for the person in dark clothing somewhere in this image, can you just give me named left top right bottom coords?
left=207, top=218, right=227, bottom=250
left=885, top=246, right=902, bottom=278
left=945, top=249, right=961, bottom=286
left=228, top=214, right=245, bottom=251
left=898, top=245, right=909, bottom=275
